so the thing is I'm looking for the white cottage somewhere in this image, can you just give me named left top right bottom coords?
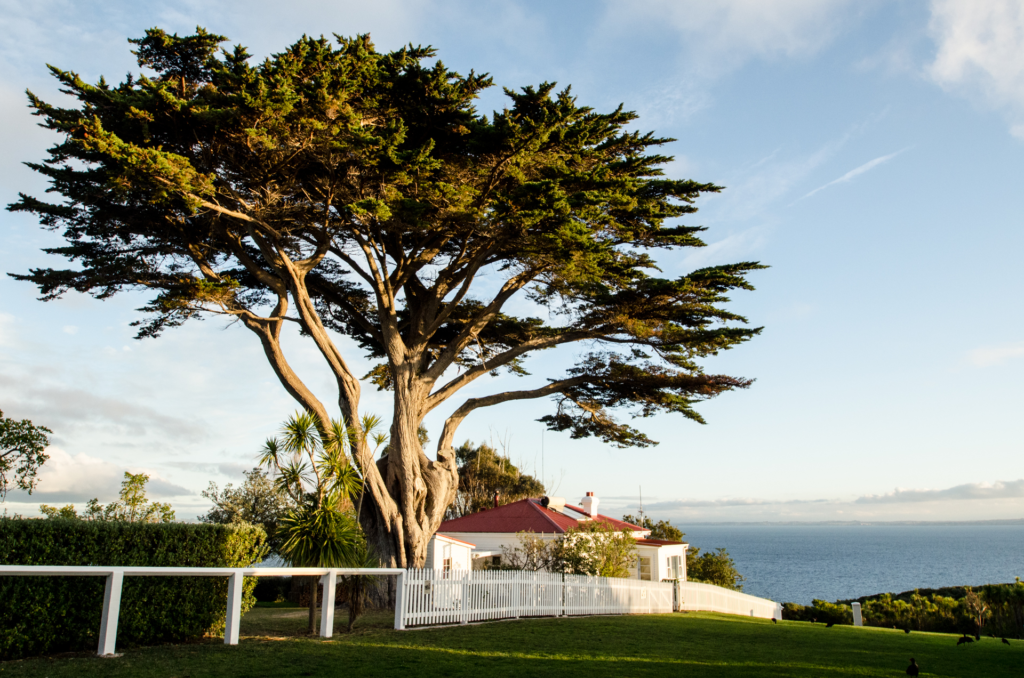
left=427, top=492, right=688, bottom=581
left=424, top=533, right=475, bottom=572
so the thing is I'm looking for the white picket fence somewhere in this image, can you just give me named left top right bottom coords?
left=677, top=580, right=782, bottom=620
left=396, top=568, right=675, bottom=628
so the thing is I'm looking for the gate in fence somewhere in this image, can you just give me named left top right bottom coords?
left=396, top=568, right=675, bottom=628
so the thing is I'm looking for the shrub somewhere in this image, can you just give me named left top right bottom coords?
left=0, top=518, right=267, bottom=660
left=782, top=600, right=852, bottom=624
left=687, top=547, right=744, bottom=591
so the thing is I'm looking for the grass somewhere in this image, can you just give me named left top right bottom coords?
left=1, top=608, right=1020, bottom=677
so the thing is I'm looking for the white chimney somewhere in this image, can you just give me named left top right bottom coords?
left=581, top=491, right=599, bottom=517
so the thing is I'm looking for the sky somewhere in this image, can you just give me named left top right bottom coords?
left=1, top=0, right=1023, bottom=524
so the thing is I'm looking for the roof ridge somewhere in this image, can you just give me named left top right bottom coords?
left=528, top=499, right=571, bottom=533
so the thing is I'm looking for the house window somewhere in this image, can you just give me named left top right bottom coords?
left=491, top=555, right=501, bottom=567
left=638, top=556, right=651, bottom=581
left=443, top=558, right=452, bottom=576
left=669, top=555, right=682, bottom=580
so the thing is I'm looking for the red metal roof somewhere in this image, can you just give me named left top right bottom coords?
left=439, top=498, right=648, bottom=535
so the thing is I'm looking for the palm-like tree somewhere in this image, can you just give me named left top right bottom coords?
left=260, top=411, right=387, bottom=633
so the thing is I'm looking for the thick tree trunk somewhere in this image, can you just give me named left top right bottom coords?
left=356, top=381, right=458, bottom=568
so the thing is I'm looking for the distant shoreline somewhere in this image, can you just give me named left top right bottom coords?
left=680, top=518, right=1024, bottom=526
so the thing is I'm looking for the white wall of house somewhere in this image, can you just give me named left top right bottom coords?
left=425, top=534, right=474, bottom=571
left=634, top=543, right=688, bottom=582
left=441, top=530, right=687, bottom=580
left=440, top=531, right=562, bottom=569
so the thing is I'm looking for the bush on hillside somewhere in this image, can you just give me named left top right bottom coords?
left=0, top=518, right=267, bottom=660
left=787, top=580, right=1024, bottom=637
left=782, top=600, right=852, bottom=625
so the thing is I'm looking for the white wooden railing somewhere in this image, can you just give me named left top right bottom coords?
left=0, top=565, right=781, bottom=657
left=396, top=569, right=675, bottom=628
left=676, top=580, right=782, bottom=620
left=0, top=565, right=403, bottom=656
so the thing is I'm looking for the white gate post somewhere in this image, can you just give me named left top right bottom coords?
left=320, top=569, right=338, bottom=638
left=393, top=570, right=406, bottom=630
left=98, top=570, right=124, bottom=656
left=852, top=602, right=862, bottom=627
left=461, top=570, right=470, bottom=625
left=224, top=571, right=243, bottom=645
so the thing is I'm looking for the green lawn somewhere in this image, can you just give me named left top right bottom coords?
left=1, top=607, right=1020, bottom=677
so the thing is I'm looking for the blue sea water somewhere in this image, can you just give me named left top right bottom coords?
left=680, top=523, right=1024, bottom=605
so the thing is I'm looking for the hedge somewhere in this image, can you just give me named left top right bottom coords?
left=0, top=518, right=267, bottom=660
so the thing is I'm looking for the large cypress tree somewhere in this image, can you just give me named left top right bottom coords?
left=9, top=28, right=764, bottom=566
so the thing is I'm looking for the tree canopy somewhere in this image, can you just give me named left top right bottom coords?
left=621, top=513, right=684, bottom=541
left=0, top=410, right=52, bottom=500
left=41, top=472, right=175, bottom=522
left=10, top=28, right=764, bottom=566
left=446, top=440, right=545, bottom=518
left=200, top=467, right=296, bottom=554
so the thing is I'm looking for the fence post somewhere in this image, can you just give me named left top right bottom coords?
left=98, top=570, right=123, bottom=656
left=461, top=570, right=470, bottom=625
left=320, top=569, right=338, bottom=638
left=852, top=602, right=862, bottom=627
left=394, top=570, right=406, bottom=630
left=224, top=570, right=243, bottom=645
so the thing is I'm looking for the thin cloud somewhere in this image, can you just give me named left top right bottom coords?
left=799, top=148, right=909, bottom=201
left=0, top=373, right=207, bottom=443
left=856, top=479, right=1024, bottom=504
left=644, top=498, right=830, bottom=509
left=164, top=461, right=254, bottom=478
left=967, top=341, right=1024, bottom=367
left=928, top=0, right=1024, bottom=139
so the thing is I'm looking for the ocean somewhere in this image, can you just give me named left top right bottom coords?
left=680, top=523, right=1024, bottom=605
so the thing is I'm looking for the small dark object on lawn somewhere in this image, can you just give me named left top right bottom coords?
left=825, top=621, right=835, bottom=628
left=957, top=634, right=974, bottom=646
left=771, top=618, right=777, bottom=625
left=904, top=628, right=911, bottom=634
left=906, top=658, right=919, bottom=676
left=1003, top=638, right=1011, bottom=645
left=989, top=633, right=996, bottom=638
left=975, top=633, right=981, bottom=641
left=811, top=617, right=817, bottom=624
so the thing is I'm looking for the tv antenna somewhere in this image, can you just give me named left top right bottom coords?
left=639, top=485, right=644, bottom=524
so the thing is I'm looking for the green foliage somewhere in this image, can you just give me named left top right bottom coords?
left=0, top=518, right=267, bottom=660
left=979, top=579, right=1024, bottom=639
left=40, top=472, right=174, bottom=522
left=261, top=411, right=382, bottom=633
left=498, top=524, right=638, bottom=578
left=0, top=409, right=52, bottom=499
left=621, top=514, right=684, bottom=541
left=199, top=467, right=296, bottom=555
left=556, top=521, right=638, bottom=578
left=278, top=496, right=363, bottom=568
left=38, top=504, right=78, bottom=519
left=687, top=547, right=744, bottom=591
left=498, top=531, right=559, bottom=572
left=447, top=441, right=545, bottom=518
left=824, top=580, right=1024, bottom=636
